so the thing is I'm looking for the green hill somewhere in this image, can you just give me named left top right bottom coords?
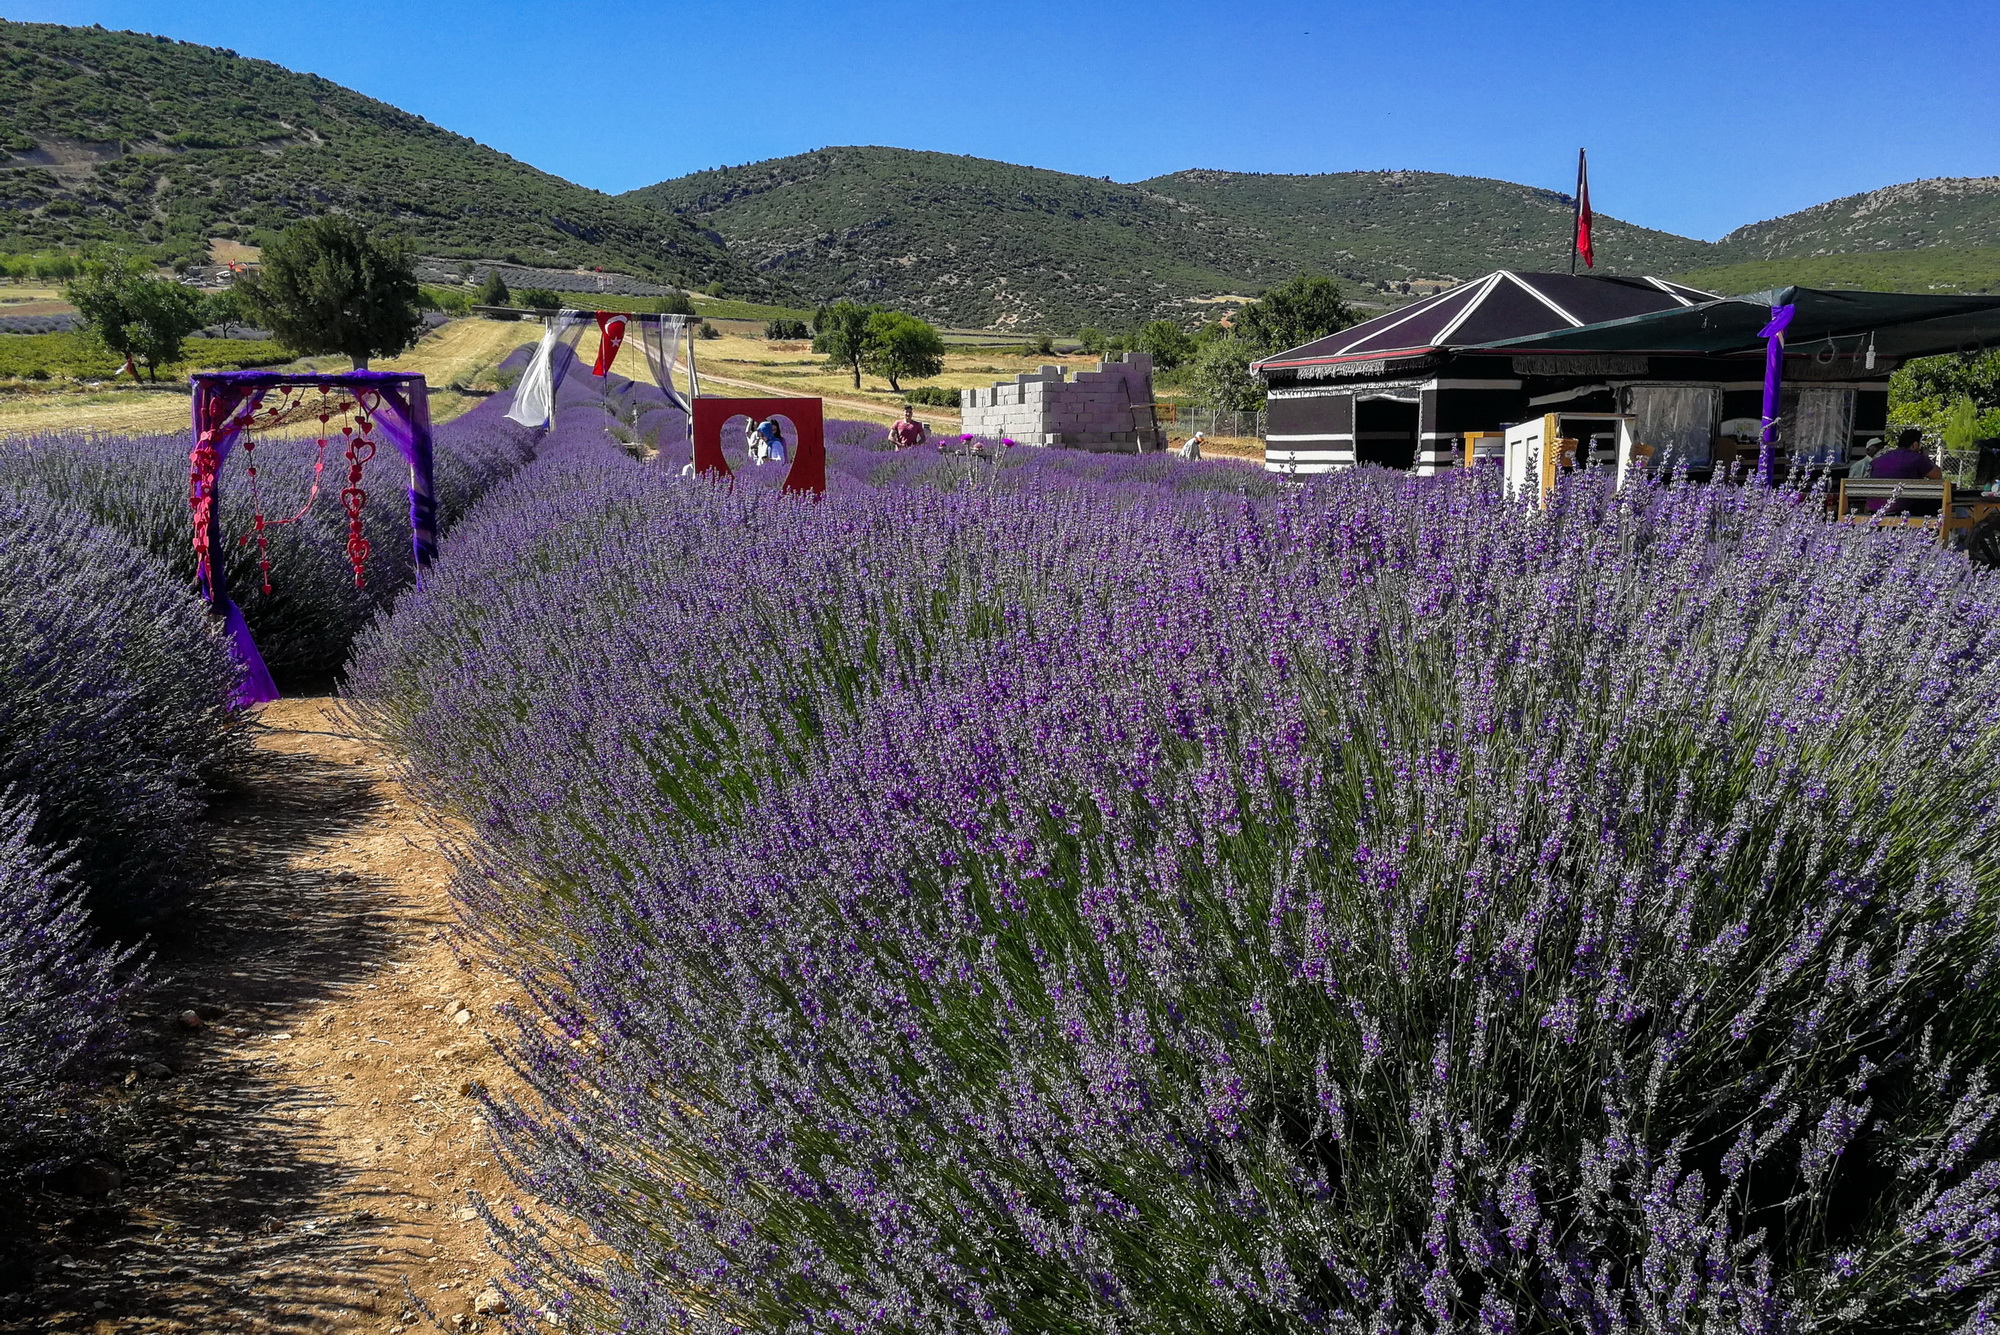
left=1673, top=246, right=2000, bottom=297
left=10, top=18, right=1996, bottom=331
left=0, top=20, right=769, bottom=294
left=1133, top=169, right=1717, bottom=288
left=627, top=147, right=1289, bottom=330
left=628, top=150, right=1721, bottom=329
left=1715, top=178, right=2000, bottom=260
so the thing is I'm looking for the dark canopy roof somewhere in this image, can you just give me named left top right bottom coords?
left=1476, top=287, right=2000, bottom=360
left=1255, top=272, right=1717, bottom=370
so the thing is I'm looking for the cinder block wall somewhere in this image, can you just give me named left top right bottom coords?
left=959, top=353, right=1161, bottom=452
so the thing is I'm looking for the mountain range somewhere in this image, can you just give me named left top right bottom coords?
left=4, top=20, right=1998, bottom=329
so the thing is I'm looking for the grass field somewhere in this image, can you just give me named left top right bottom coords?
left=0, top=332, right=289, bottom=381
left=0, top=318, right=1215, bottom=444
left=667, top=331, right=1123, bottom=424
left=0, top=318, right=538, bottom=437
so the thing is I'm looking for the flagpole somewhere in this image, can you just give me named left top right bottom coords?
left=1570, top=149, right=1585, bottom=276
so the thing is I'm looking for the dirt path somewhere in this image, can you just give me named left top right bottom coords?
left=2, top=699, right=522, bottom=1335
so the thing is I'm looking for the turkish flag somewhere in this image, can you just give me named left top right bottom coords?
left=1575, top=150, right=1595, bottom=269
left=592, top=312, right=628, bottom=377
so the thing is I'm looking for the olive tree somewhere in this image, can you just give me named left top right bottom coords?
left=64, top=256, right=210, bottom=380
left=863, top=311, right=946, bottom=391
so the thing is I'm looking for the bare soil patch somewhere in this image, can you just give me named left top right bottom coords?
left=1, top=699, right=521, bottom=1335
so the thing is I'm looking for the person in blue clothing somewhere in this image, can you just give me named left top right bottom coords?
left=757, top=417, right=787, bottom=463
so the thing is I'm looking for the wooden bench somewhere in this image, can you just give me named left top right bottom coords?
left=1835, top=477, right=1954, bottom=538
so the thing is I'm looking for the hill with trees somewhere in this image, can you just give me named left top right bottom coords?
left=627, top=147, right=1287, bottom=330
left=628, top=149, right=1721, bottom=328
left=8, top=19, right=1999, bottom=331
left=1713, top=177, right=2000, bottom=259
left=636, top=156, right=2000, bottom=328
left=0, top=20, right=769, bottom=295
left=1133, top=168, right=1717, bottom=288
left=1672, top=246, right=2000, bottom=297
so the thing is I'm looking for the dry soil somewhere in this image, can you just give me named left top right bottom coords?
left=1, top=699, right=524, bottom=1335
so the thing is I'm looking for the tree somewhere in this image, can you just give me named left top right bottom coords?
left=863, top=311, right=946, bottom=392
left=1890, top=350, right=2000, bottom=441
left=126, top=279, right=210, bottom=379
left=64, top=256, right=209, bottom=380
left=1134, top=319, right=1194, bottom=370
left=204, top=286, right=248, bottom=333
left=1076, top=326, right=1106, bottom=356
left=764, top=318, right=809, bottom=340
left=813, top=301, right=881, bottom=389
left=1235, top=273, right=1356, bottom=355
left=516, top=287, right=563, bottom=311
left=655, top=290, right=696, bottom=316
left=236, top=217, right=424, bottom=368
left=478, top=271, right=511, bottom=307
left=1189, top=338, right=1265, bottom=414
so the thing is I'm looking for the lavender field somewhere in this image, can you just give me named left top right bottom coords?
left=9, top=358, right=2000, bottom=1331
left=346, top=372, right=2000, bottom=1332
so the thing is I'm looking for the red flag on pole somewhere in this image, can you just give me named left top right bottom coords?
left=1573, top=149, right=1595, bottom=271
left=592, top=311, right=628, bottom=377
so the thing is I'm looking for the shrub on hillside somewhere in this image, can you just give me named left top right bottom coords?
left=0, top=486, right=245, bottom=923
left=354, top=435, right=2000, bottom=1332
left=902, top=384, right=960, bottom=408
left=0, top=790, right=142, bottom=1181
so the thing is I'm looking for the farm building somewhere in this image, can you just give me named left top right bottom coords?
left=1253, top=272, right=2000, bottom=477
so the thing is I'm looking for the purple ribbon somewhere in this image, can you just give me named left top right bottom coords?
left=1758, top=304, right=1795, bottom=486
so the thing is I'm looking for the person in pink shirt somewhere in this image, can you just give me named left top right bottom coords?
left=1867, top=429, right=1943, bottom=513
left=889, top=405, right=928, bottom=450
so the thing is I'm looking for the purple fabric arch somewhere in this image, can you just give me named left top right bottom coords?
left=190, top=370, right=436, bottom=705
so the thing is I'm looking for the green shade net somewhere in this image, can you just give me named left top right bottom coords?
left=1476, top=287, right=2000, bottom=360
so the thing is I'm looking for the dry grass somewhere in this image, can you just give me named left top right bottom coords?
left=0, top=285, right=72, bottom=317
left=208, top=237, right=262, bottom=265
left=0, top=386, right=194, bottom=435
left=0, top=319, right=541, bottom=438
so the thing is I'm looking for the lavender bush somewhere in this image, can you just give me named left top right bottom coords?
left=0, top=391, right=537, bottom=680
left=0, top=485, right=245, bottom=923
left=0, top=789, right=141, bottom=1180
left=354, top=377, right=2000, bottom=1331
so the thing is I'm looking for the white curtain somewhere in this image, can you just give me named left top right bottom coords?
left=504, top=311, right=590, bottom=428
left=1788, top=388, right=1856, bottom=464
left=1625, top=385, right=1719, bottom=466
left=640, top=316, right=699, bottom=411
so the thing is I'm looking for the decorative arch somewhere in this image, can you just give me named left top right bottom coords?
left=691, top=397, right=825, bottom=496
left=190, top=369, right=436, bottom=705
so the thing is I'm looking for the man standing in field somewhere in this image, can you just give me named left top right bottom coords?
left=890, top=405, right=928, bottom=450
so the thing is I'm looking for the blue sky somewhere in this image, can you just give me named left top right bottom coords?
left=7, top=0, right=1995, bottom=240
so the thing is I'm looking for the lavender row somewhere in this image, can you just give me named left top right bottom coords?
left=0, top=485, right=236, bottom=1185
left=0, top=483, right=246, bottom=923
left=355, top=376, right=2000, bottom=1330
left=0, top=789, right=143, bottom=1183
